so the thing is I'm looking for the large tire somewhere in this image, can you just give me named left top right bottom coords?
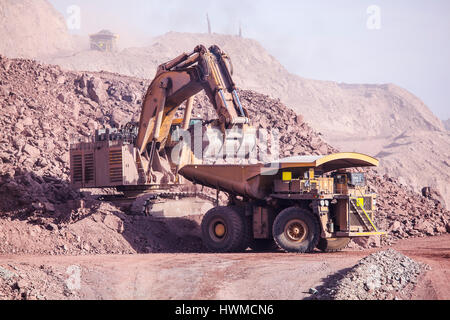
left=201, top=206, right=248, bottom=253
left=317, top=237, right=351, bottom=252
left=272, top=207, right=320, bottom=253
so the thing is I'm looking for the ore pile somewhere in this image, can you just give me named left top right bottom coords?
left=367, top=171, right=449, bottom=244
left=312, top=249, right=429, bottom=300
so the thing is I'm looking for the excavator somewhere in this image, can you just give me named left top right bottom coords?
left=70, top=45, right=385, bottom=253
left=71, top=44, right=251, bottom=190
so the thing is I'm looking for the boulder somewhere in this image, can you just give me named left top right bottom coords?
left=23, top=144, right=40, bottom=157
left=87, top=77, right=107, bottom=104
left=22, top=117, right=33, bottom=126
left=57, top=93, right=65, bottom=103
left=44, top=202, right=55, bottom=212
left=421, top=187, right=445, bottom=205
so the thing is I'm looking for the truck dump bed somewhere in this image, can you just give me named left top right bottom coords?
left=179, top=152, right=379, bottom=200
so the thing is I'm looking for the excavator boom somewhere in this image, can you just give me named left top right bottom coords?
left=135, top=45, right=249, bottom=158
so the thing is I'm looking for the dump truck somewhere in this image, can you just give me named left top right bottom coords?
left=70, top=44, right=385, bottom=253
left=180, top=153, right=385, bottom=253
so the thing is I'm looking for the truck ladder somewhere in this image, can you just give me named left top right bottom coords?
left=349, top=197, right=378, bottom=232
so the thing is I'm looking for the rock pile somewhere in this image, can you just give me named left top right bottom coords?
left=367, top=170, right=450, bottom=244
left=192, top=90, right=337, bottom=159
left=311, top=249, right=430, bottom=300
left=0, top=264, right=79, bottom=300
left=0, top=55, right=146, bottom=222
left=0, top=200, right=205, bottom=256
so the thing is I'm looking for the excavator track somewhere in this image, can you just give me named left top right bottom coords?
left=98, top=191, right=217, bottom=217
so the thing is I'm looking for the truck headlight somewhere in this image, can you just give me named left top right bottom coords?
left=325, top=200, right=329, bottom=207
left=320, top=200, right=325, bottom=206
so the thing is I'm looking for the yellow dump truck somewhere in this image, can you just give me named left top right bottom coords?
left=180, top=152, right=385, bottom=253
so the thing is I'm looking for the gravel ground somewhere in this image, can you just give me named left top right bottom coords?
left=1, top=235, right=448, bottom=300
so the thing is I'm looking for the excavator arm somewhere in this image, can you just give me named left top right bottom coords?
left=135, top=45, right=250, bottom=158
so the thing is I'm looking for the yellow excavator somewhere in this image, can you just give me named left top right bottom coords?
left=70, top=44, right=251, bottom=191
left=70, top=45, right=385, bottom=253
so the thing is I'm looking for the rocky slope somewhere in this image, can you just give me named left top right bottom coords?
left=45, top=32, right=444, bottom=136
left=0, top=0, right=74, bottom=59
left=444, top=119, right=450, bottom=131
left=42, top=32, right=450, bottom=207
left=0, top=56, right=448, bottom=256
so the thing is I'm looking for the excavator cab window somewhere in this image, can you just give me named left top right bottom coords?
left=170, top=118, right=203, bottom=134
left=169, top=118, right=203, bottom=142
left=189, top=119, right=202, bottom=126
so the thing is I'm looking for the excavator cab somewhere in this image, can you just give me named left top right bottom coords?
left=166, top=117, right=203, bottom=148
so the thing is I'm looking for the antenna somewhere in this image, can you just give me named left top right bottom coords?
left=207, top=13, right=212, bottom=34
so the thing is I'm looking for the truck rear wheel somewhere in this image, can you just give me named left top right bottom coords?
left=201, top=206, right=248, bottom=253
left=272, top=207, right=319, bottom=253
left=317, top=237, right=351, bottom=252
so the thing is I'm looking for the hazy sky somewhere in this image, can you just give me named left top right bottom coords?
left=50, top=0, right=450, bottom=120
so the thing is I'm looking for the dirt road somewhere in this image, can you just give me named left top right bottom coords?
left=0, top=235, right=448, bottom=300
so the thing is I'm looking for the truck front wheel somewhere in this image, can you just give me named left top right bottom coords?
left=201, top=206, right=248, bottom=253
left=272, top=207, right=320, bottom=253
